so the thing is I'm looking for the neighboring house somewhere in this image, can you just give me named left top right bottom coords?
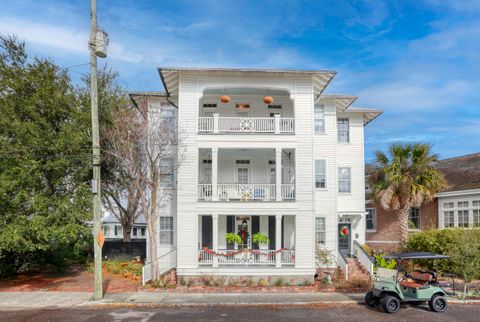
left=100, top=211, right=147, bottom=260
left=101, top=211, right=147, bottom=240
left=365, top=152, right=480, bottom=251
left=130, top=67, right=382, bottom=283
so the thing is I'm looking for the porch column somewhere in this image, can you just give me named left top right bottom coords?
left=212, top=147, right=218, bottom=201
left=275, top=214, right=282, bottom=268
left=212, top=214, right=219, bottom=268
left=275, top=147, right=282, bottom=201
left=274, top=114, right=281, bottom=134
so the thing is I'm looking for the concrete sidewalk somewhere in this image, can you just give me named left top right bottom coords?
left=0, top=291, right=362, bottom=308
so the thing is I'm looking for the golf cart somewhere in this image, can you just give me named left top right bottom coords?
left=365, top=252, right=450, bottom=314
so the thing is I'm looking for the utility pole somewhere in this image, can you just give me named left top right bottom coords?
left=89, top=0, right=102, bottom=301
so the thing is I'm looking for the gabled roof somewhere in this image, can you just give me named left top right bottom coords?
left=435, top=152, right=480, bottom=192
left=344, top=107, right=383, bottom=125
left=365, top=152, right=480, bottom=193
left=318, top=94, right=357, bottom=110
left=158, top=67, right=336, bottom=97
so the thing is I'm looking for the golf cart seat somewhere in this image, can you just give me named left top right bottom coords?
left=400, top=271, right=434, bottom=289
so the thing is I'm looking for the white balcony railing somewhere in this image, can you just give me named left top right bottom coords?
left=217, top=184, right=276, bottom=201
left=198, top=249, right=294, bottom=266
left=198, top=184, right=213, bottom=200
left=198, top=115, right=294, bottom=134
left=281, top=249, right=295, bottom=265
left=198, top=117, right=213, bottom=132
left=281, top=184, right=295, bottom=200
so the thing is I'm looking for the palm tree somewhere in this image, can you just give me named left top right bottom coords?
left=370, top=143, right=446, bottom=245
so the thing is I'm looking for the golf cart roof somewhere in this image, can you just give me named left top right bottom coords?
left=386, top=252, right=450, bottom=260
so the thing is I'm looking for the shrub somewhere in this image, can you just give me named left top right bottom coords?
left=274, top=277, right=285, bottom=286
left=405, top=228, right=480, bottom=276
left=315, top=247, right=335, bottom=267
left=374, top=254, right=396, bottom=270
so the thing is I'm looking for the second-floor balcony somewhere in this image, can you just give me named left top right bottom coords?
left=198, top=148, right=295, bottom=202
left=199, top=114, right=295, bottom=134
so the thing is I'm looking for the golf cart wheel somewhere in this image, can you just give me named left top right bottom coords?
left=365, top=291, right=376, bottom=307
left=381, top=295, right=400, bottom=314
left=429, top=295, right=448, bottom=313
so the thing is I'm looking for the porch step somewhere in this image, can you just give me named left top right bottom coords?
left=346, top=257, right=371, bottom=281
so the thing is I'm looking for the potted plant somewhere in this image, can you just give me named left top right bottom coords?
left=252, top=232, right=269, bottom=248
left=225, top=232, right=242, bottom=248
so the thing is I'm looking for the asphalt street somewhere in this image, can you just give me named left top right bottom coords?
left=1, top=303, right=479, bottom=322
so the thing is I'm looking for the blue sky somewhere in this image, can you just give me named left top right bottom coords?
left=1, top=0, right=479, bottom=161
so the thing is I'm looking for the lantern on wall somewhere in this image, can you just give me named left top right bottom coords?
left=220, top=95, right=231, bottom=103
left=263, top=95, right=273, bottom=104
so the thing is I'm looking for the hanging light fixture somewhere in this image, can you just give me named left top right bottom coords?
left=220, top=88, right=230, bottom=103
left=263, top=88, right=273, bottom=104
left=220, top=95, right=230, bottom=103
left=263, top=96, right=273, bottom=104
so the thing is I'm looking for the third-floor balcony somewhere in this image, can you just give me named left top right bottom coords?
left=198, top=87, right=295, bottom=135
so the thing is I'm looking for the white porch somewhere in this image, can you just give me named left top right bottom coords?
left=198, top=148, right=296, bottom=202
left=197, top=215, right=295, bottom=267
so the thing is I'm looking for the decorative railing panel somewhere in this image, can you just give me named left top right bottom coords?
left=217, top=184, right=276, bottom=201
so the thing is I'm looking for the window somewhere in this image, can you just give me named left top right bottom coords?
left=314, top=104, right=325, bottom=134
left=160, top=158, right=175, bottom=187
left=315, top=160, right=326, bottom=188
left=236, top=160, right=250, bottom=164
left=443, top=202, right=454, bottom=209
left=457, top=201, right=468, bottom=208
left=474, top=201, right=480, bottom=227
left=237, top=168, right=249, bottom=184
left=141, top=228, right=146, bottom=237
left=337, top=118, right=349, bottom=142
left=114, top=225, right=123, bottom=237
left=268, top=104, right=282, bottom=109
left=203, top=103, right=217, bottom=108
left=408, top=208, right=420, bottom=229
left=458, top=210, right=469, bottom=227
left=159, top=217, right=174, bottom=245
left=103, top=225, right=110, bottom=236
left=444, top=211, right=454, bottom=228
left=366, top=208, right=376, bottom=230
left=315, top=217, right=326, bottom=245
left=160, top=107, right=175, bottom=118
left=338, top=167, right=351, bottom=193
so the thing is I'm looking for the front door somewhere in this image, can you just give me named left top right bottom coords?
left=235, top=216, right=251, bottom=249
left=338, top=223, right=351, bottom=256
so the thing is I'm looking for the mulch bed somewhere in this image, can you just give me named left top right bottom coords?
left=0, top=265, right=142, bottom=293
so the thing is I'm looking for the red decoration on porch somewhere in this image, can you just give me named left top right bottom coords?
left=220, top=95, right=231, bottom=103
left=263, top=95, right=273, bottom=104
left=202, top=247, right=287, bottom=257
left=340, top=226, right=349, bottom=237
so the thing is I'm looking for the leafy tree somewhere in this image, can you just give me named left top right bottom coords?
left=370, top=143, right=446, bottom=245
left=0, top=36, right=92, bottom=276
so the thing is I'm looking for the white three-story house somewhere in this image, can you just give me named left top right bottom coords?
left=131, top=67, right=382, bottom=284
